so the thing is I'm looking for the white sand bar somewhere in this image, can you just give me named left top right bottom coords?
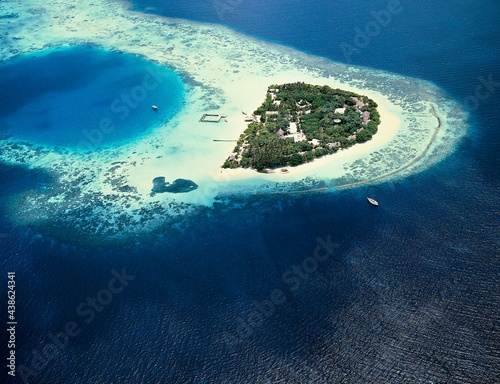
left=0, top=0, right=468, bottom=239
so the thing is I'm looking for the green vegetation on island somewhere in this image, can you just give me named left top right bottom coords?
left=223, top=82, right=380, bottom=171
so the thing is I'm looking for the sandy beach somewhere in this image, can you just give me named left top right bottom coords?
left=214, top=82, right=402, bottom=184
left=0, top=0, right=468, bottom=238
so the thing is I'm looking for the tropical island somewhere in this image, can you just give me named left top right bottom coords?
left=223, top=82, right=380, bottom=171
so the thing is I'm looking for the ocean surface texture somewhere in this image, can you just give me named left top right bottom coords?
left=0, top=1, right=499, bottom=383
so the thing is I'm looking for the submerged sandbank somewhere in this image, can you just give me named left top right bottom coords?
left=0, top=0, right=468, bottom=240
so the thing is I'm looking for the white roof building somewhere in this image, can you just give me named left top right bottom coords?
left=309, top=139, right=320, bottom=147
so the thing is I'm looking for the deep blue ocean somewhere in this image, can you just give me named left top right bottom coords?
left=1, top=1, right=499, bottom=383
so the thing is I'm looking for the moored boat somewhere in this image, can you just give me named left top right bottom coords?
left=367, top=197, right=379, bottom=206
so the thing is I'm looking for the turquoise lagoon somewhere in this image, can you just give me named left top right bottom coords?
left=0, top=46, right=184, bottom=149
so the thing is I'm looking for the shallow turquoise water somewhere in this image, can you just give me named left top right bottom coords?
left=1, top=2, right=499, bottom=384
left=0, top=46, right=184, bottom=149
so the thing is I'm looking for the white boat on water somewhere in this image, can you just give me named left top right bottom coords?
left=367, top=197, right=379, bottom=206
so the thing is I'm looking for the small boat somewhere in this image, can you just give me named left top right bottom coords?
left=367, top=197, right=379, bottom=206
left=152, top=105, right=158, bottom=110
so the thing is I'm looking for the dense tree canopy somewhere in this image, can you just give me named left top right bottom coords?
left=223, top=82, right=380, bottom=170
